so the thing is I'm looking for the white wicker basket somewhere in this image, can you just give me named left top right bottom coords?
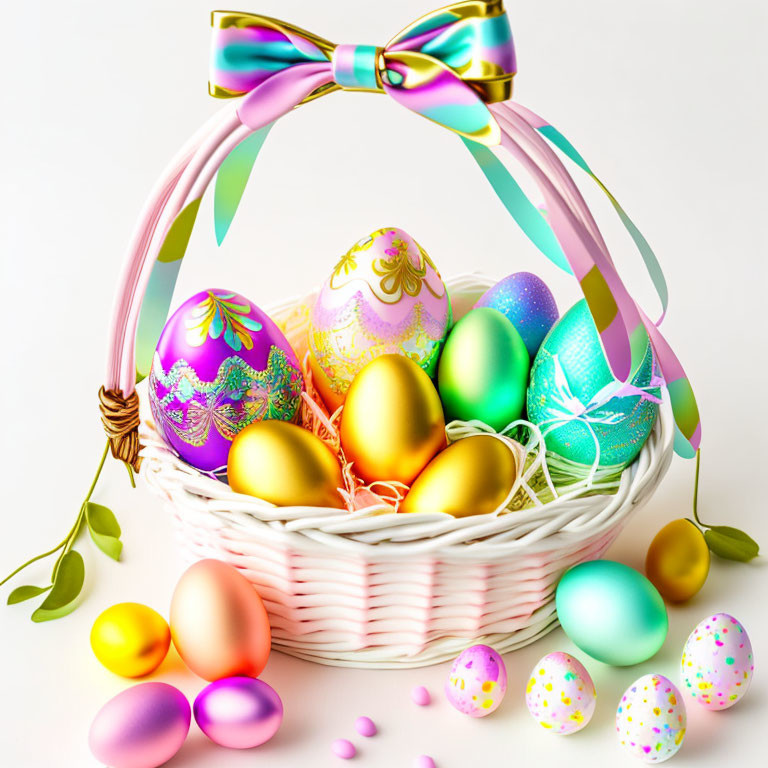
left=140, top=273, right=675, bottom=668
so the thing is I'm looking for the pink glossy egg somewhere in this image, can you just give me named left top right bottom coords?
left=193, top=677, right=283, bottom=749
left=89, top=682, right=190, bottom=768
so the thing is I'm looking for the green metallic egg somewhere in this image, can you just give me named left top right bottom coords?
left=555, top=560, right=668, bottom=666
left=437, top=307, right=530, bottom=432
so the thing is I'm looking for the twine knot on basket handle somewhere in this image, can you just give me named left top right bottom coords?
left=98, top=387, right=142, bottom=472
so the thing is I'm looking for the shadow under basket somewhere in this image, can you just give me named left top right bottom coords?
left=140, top=274, right=675, bottom=668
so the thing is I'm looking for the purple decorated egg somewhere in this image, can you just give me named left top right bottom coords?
left=149, top=289, right=303, bottom=476
left=475, top=271, right=559, bottom=358
left=193, top=677, right=283, bottom=749
left=89, top=682, right=191, bottom=768
left=445, top=644, right=507, bottom=717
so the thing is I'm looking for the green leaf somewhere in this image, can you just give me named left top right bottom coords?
left=704, top=526, right=760, bottom=562
left=7, top=584, right=51, bottom=605
left=85, top=502, right=123, bottom=561
left=30, top=550, right=85, bottom=622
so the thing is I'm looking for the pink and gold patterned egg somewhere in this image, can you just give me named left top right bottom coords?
left=308, top=227, right=450, bottom=412
left=149, top=289, right=303, bottom=477
left=445, top=644, right=507, bottom=717
left=681, top=613, right=754, bottom=710
left=525, top=652, right=596, bottom=735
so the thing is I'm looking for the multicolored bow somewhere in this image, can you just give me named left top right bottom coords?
left=209, top=0, right=516, bottom=145
left=136, top=1, right=701, bottom=461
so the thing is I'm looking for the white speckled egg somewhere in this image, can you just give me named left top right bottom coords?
left=616, top=674, right=686, bottom=763
left=445, top=644, right=507, bottom=717
left=681, top=613, right=754, bottom=710
left=525, top=652, right=596, bottom=734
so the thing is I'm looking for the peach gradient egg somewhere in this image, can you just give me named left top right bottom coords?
left=170, top=559, right=271, bottom=681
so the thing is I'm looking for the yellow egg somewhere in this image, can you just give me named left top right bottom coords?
left=645, top=518, right=710, bottom=602
left=228, top=420, right=345, bottom=508
left=90, top=602, right=170, bottom=678
left=340, top=354, right=446, bottom=484
left=400, top=435, right=519, bottom=517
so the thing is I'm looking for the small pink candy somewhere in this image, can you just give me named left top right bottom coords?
left=411, top=686, right=431, bottom=706
left=354, top=716, right=377, bottom=737
left=414, top=757, right=436, bottom=768
left=332, top=739, right=356, bottom=759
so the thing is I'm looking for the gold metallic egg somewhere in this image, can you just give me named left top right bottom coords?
left=170, top=559, right=272, bottom=681
left=228, top=420, right=345, bottom=508
left=645, top=518, right=710, bottom=602
left=400, top=434, right=518, bottom=517
left=90, top=602, right=171, bottom=678
left=340, top=354, right=446, bottom=484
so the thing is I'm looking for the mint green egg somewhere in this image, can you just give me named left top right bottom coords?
left=555, top=560, right=668, bottom=666
left=437, top=307, right=530, bottom=432
left=527, top=300, right=659, bottom=467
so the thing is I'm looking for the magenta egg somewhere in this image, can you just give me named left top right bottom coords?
left=88, top=682, right=191, bottom=768
left=148, top=289, right=303, bottom=477
left=193, top=677, right=283, bottom=749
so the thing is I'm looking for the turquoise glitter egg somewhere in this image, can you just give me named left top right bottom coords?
left=526, top=299, right=659, bottom=468
left=474, top=271, right=559, bottom=358
left=556, top=560, right=668, bottom=666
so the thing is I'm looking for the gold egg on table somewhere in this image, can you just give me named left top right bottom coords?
left=228, top=420, right=345, bottom=508
left=90, top=602, right=171, bottom=678
left=400, top=434, right=519, bottom=517
left=340, top=354, right=446, bottom=484
left=645, top=518, right=710, bottom=602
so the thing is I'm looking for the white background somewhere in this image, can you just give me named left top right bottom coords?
left=1, top=1, right=767, bottom=766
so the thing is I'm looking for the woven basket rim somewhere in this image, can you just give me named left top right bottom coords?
left=141, top=274, right=675, bottom=556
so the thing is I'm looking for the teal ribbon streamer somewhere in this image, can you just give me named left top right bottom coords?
left=537, top=124, right=669, bottom=322
left=133, top=124, right=273, bottom=383
left=461, top=137, right=572, bottom=275
left=215, top=123, right=274, bottom=245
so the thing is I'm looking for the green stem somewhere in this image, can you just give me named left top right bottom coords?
left=0, top=543, right=66, bottom=587
left=85, top=441, right=111, bottom=504
left=691, top=449, right=711, bottom=529
left=125, top=462, right=136, bottom=489
left=1, top=440, right=111, bottom=588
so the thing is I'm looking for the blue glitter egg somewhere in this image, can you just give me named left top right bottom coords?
left=527, top=300, right=660, bottom=468
left=474, top=272, right=559, bottom=358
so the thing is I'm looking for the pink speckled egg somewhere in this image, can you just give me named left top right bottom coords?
left=616, top=674, right=686, bottom=763
left=308, top=227, right=450, bottom=411
left=525, top=652, right=596, bottom=734
left=148, top=289, right=303, bottom=477
left=681, top=613, right=754, bottom=710
left=445, top=644, right=507, bottom=717
left=89, top=682, right=191, bottom=768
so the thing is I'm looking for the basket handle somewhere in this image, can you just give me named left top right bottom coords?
left=101, top=6, right=701, bottom=468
